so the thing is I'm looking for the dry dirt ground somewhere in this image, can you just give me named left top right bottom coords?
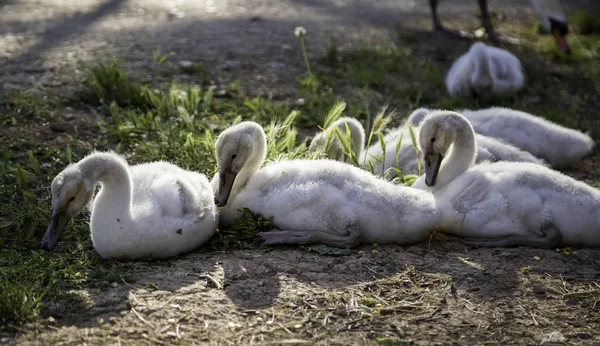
left=2, top=0, right=600, bottom=345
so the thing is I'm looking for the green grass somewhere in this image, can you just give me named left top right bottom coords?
left=0, top=90, right=52, bottom=122
left=87, top=60, right=149, bottom=108
left=571, top=10, right=600, bottom=35
left=0, top=148, right=131, bottom=330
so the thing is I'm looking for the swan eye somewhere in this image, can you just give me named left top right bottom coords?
left=68, top=196, right=75, bottom=202
left=430, top=137, right=436, bottom=143
left=231, top=154, right=237, bottom=160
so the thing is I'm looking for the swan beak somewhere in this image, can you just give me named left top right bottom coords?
left=41, top=208, right=71, bottom=251
left=552, top=28, right=571, bottom=54
left=214, top=170, right=237, bottom=207
left=424, top=152, right=443, bottom=187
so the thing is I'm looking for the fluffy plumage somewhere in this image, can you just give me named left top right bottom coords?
left=459, top=107, right=594, bottom=167
left=324, top=109, right=545, bottom=179
left=212, top=121, right=440, bottom=248
left=412, top=111, right=600, bottom=248
left=41, top=152, right=218, bottom=259
left=408, top=108, right=547, bottom=166
left=445, top=42, right=524, bottom=97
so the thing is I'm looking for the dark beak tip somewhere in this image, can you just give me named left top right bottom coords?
left=214, top=197, right=226, bottom=208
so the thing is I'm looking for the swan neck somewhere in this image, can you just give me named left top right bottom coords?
left=437, top=119, right=477, bottom=188
left=78, top=153, right=133, bottom=213
left=231, top=141, right=266, bottom=200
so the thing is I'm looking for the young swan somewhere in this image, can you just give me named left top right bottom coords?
left=412, top=111, right=600, bottom=248
left=42, top=152, right=218, bottom=259
left=211, top=121, right=440, bottom=248
left=458, top=107, right=594, bottom=168
left=445, top=42, right=524, bottom=98
left=363, top=108, right=547, bottom=178
left=407, top=108, right=547, bottom=166
left=309, top=117, right=365, bottom=163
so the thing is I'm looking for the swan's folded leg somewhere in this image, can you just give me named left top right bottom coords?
left=461, top=227, right=562, bottom=249
left=258, top=226, right=361, bottom=249
left=258, top=229, right=316, bottom=245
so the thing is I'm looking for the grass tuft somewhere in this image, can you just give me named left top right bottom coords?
left=572, top=10, right=600, bottom=35
left=87, top=60, right=148, bottom=108
left=0, top=278, right=44, bottom=327
left=0, top=91, right=52, bottom=120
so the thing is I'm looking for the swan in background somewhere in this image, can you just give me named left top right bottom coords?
left=318, top=109, right=544, bottom=179
left=212, top=121, right=440, bottom=248
left=531, top=0, right=570, bottom=53
left=309, top=117, right=365, bottom=163
left=42, top=151, right=218, bottom=259
left=459, top=107, right=594, bottom=167
left=445, top=42, right=524, bottom=98
left=409, top=107, right=594, bottom=167
left=408, top=108, right=547, bottom=166
left=412, top=111, right=600, bottom=248
left=308, top=116, right=427, bottom=177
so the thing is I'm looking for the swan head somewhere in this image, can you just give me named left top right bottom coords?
left=42, top=167, right=95, bottom=251
left=418, top=111, right=468, bottom=187
left=549, top=17, right=570, bottom=54
left=214, top=121, right=266, bottom=207
left=406, top=108, right=432, bottom=127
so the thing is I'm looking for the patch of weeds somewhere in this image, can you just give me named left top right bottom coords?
left=153, top=49, right=175, bottom=65
left=313, top=103, right=422, bottom=182
left=572, top=10, right=600, bottom=35
left=358, top=296, right=378, bottom=307
left=211, top=208, right=273, bottom=249
left=87, top=60, right=148, bottom=108
left=0, top=278, right=44, bottom=326
left=177, top=62, right=212, bottom=84
left=0, top=148, right=131, bottom=329
left=244, top=96, right=291, bottom=124
left=0, top=150, right=51, bottom=243
left=0, top=90, right=52, bottom=120
left=317, top=43, right=445, bottom=110
left=323, top=44, right=442, bottom=90
left=296, top=75, right=338, bottom=127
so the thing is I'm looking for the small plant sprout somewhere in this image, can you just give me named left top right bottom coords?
left=294, top=26, right=312, bottom=76
left=408, top=124, right=422, bottom=176
left=323, top=101, right=346, bottom=130
left=153, top=49, right=176, bottom=65
left=362, top=106, right=392, bottom=168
